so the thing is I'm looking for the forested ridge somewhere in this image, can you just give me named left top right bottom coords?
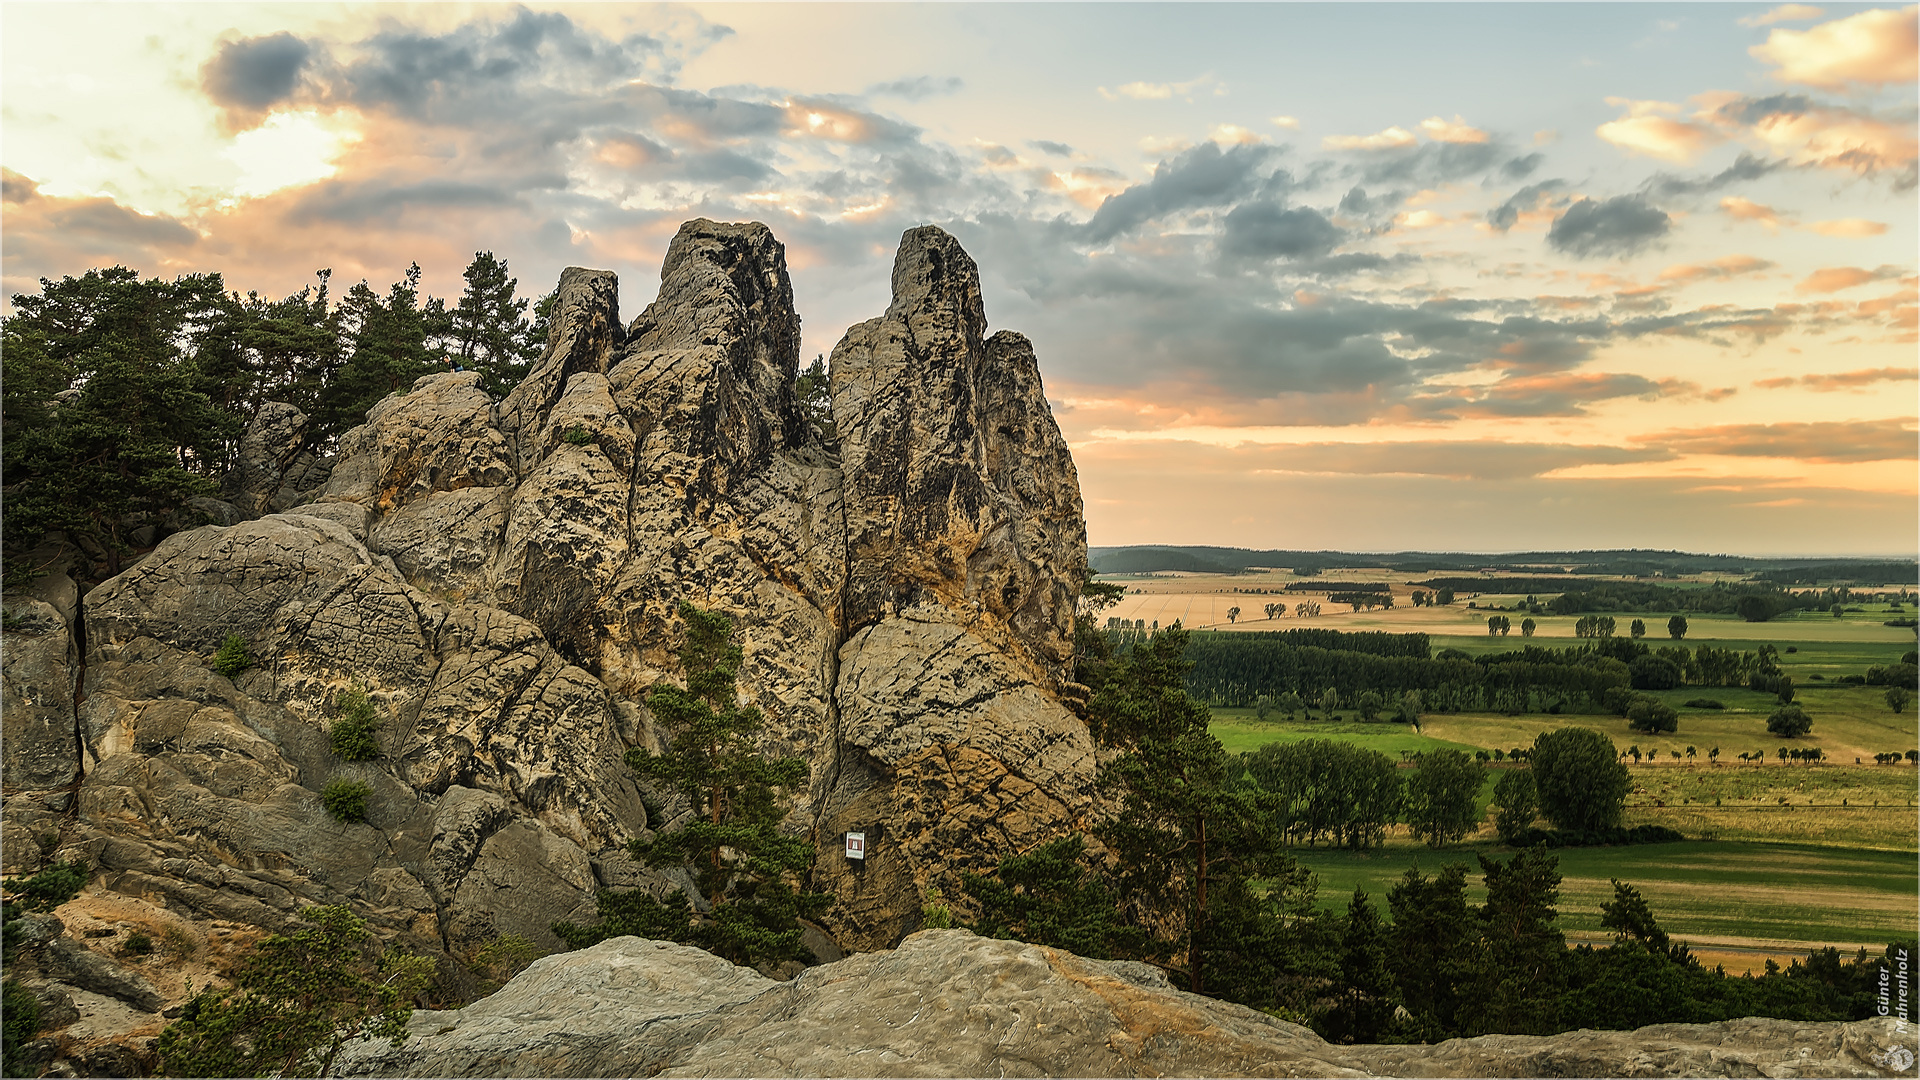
left=2, top=257, right=551, bottom=578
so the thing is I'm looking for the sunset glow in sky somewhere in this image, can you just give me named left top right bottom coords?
left=3, top=3, right=1915, bottom=555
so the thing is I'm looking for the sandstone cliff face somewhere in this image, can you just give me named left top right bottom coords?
left=0, top=219, right=1095, bottom=1066
left=337, top=930, right=1916, bottom=1079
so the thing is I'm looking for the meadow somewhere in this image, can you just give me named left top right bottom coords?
left=1285, top=839, right=1917, bottom=974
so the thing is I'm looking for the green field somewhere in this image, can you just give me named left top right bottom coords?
left=1288, top=840, right=1918, bottom=950
left=1210, top=712, right=1478, bottom=758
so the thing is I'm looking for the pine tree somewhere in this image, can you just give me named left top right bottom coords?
left=1093, top=625, right=1297, bottom=995
left=313, top=265, right=447, bottom=440
left=619, top=602, right=828, bottom=967
left=1322, top=890, right=1399, bottom=1043
left=1386, top=863, right=1476, bottom=1036
left=1467, top=846, right=1566, bottom=1035
left=449, top=251, right=535, bottom=397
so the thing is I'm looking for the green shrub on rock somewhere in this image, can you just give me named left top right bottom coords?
left=322, top=779, right=370, bottom=824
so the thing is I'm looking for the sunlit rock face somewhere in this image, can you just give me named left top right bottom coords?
left=338, top=930, right=1914, bottom=1080
left=9, top=218, right=1093, bottom=1002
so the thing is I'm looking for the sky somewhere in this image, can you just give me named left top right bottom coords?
left=2, top=2, right=1915, bottom=557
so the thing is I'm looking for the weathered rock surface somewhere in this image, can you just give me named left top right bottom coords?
left=815, top=227, right=1094, bottom=947
left=2, top=599, right=81, bottom=791
left=221, top=401, right=332, bottom=517
left=340, top=930, right=1915, bottom=1078
left=1, top=218, right=1097, bottom=1072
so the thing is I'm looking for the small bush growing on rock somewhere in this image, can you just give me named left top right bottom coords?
left=465, top=934, right=541, bottom=996
left=212, top=633, right=253, bottom=677
left=2, top=979, right=41, bottom=1077
left=122, top=931, right=155, bottom=956
left=156, top=904, right=432, bottom=1078
left=330, top=685, right=384, bottom=761
left=322, top=779, right=371, bottom=824
left=561, top=424, right=593, bottom=445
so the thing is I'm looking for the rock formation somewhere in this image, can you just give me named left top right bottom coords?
left=337, top=930, right=1915, bottom=1078
left=1, top=218, right=1099, bottom=1070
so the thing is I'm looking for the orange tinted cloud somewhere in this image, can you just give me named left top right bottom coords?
left=1755, top=366, right=1919, bottom=390
left=1418, top=115, right=1489, bottom=144
left=1657, top=254, right=1775, bottom=286
left=1596, top=100, right=1721, bottom=162
left=1796, top=265, right=1903, bottom=293
left=1750, top=5, right=1918, bottom=89
left=1809, top=217, right=1890, bottom=236
left=1638, top=419, right=1918, bottom=462
left=1323, top=126, right=1418, bottom=151
left=1720, top=196, right=1782, bottom=228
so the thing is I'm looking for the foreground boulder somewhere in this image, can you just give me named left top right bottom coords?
left=339, top=930, right=1913, bottom=1078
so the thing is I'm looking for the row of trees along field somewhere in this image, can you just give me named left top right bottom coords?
left=1172, top=626, right=1918, bottom=717
left=1, top=259, right=553, bottom=575
left=1417, top=576, right=1882, bottom=622
left=955, top=624, right=1919, bottom=1044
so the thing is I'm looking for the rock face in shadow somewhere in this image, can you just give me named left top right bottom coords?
left=2, top=218, right=1094, bottom=1042
left=337, top=930, right=1913, bottom=1079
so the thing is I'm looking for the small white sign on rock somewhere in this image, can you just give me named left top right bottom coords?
left=844, top=832, right=866, bottom=860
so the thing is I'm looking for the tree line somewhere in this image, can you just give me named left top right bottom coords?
left=2, top=258, right=553, bottom=577
left=959, top=626, right=1918, bottom=1043
left=1175, top=628, right=1810, bottom=719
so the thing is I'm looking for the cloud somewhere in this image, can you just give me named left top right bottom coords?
left=1410, top=371, right=1701, bottom=419
left=1219, top=202, right=1343, bottom=260
left=1750, top=5, right=1918, bottom=89
left=1270, top=115, right=1301, bottom=130
left=1740, top=5, right=1826, bottom=27
left=1488, top=180, right=1567, bottom=231
left=866, top=76, right=963, bottom=100
left=1596, top=98, right=1721, bottom=162
left=1233, top=439, right=1671, bottom=480
left=1755, top=366, right=1918, bottom=390
left=1721, top=195, right=1782, bottom=227
left=1547, top=195, right=1671, bottom=258
left=201, top=31, right=314, bottom=128
left=1657, top=254, right=1775, bottom=286
left=1079, top=141, right=1275, bottom=243
left=1323, top=126, right=1418, bottom=151
left=1699, top=93, right=1918, bottom=183
left=2, top=168, right=41, bottom=204
left=1098, top=75, right=1226, bottom=101
left=1795, top=265, right=1905, bottom=293
left=1419, top=115, right=1490, bottom=144
left=1644, top=152, right=1782, bottom=197
left=1809, top=217, right=1889, bottom=236
left=1639, top=419, right=1918, bottom=462
left=1030, top=139, right=1074, bottom=157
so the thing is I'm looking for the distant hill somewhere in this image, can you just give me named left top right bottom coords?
left=1088, top=546, right=1917, bottom=582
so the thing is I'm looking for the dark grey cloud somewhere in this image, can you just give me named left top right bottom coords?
left=202, top=32, right=313, bottom=112
left=336, top=10, right=676, bottom=121
left=1645, top=152, right=1783, bottom=198
left=1499, top=153, right=1544, bottom=181
left=287, top=179, right=535, bottom=225
left=1219, top=202, right=1342, bottom=260
left=1709, top=94, right=1815, bottom=126
left=1487, top=180, right=1566, bottom=232
left=1030, top=140, right=1074, bottom=157
left=1080, top=142, right=1276, bottom=243
left=1546, top=195, right=1670, bottom=258
left=1355, top=140, right=1503, bottom=185
left=867, top=76, right=963, bottom=100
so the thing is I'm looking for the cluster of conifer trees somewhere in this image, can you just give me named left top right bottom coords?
left=1, top=257, right=551, bottom=576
